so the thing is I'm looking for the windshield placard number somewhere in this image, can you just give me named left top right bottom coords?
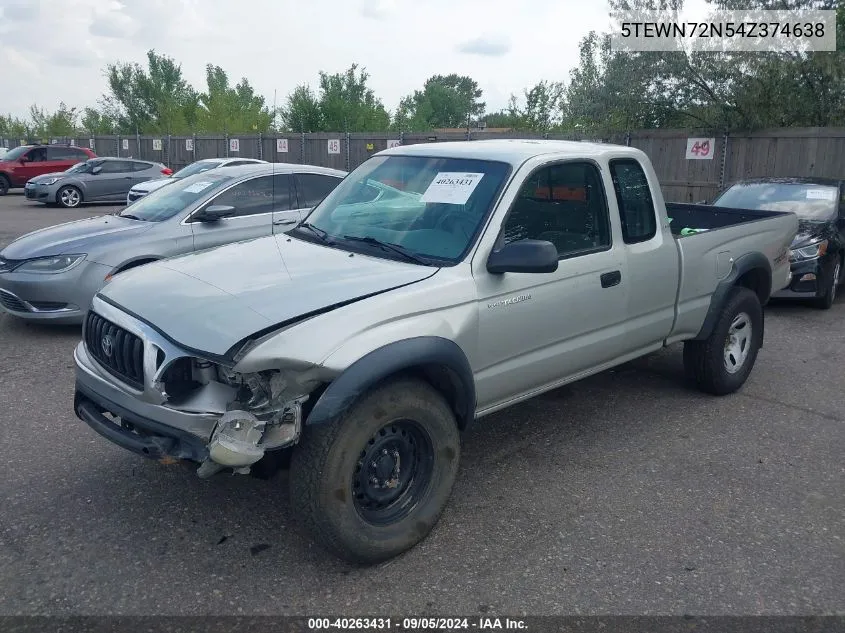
left=421, top=172, right=484, bottom=204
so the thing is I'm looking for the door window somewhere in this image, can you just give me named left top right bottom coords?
left=501, top=161, right=611, bottom=258
left=47, top=147, right=79, bottom=161
left=208, top=175, right=275, bottom=217
left=25, top=148, right=47, bottom=162
left=609, top=159, right=657, bottom=244
left=273, top=174, right=292, bottom=211
left=295, top=173, right=342, bottom=208
left=98, top=160, right=134, bottom=174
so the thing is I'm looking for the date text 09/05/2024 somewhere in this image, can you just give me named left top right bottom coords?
left=307, top=618, right=528, bottom=630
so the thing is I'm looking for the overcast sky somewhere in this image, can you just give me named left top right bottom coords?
left=0, top=0, right=707, bottom=120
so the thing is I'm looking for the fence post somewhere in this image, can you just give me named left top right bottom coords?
left=399, top=130, right=404, bottom=145
left=625, top=131, right=631, bottom=147
left=718, top=130, right=729, bottom=191
left=258, top=132, right=263, bottom=160
left=345, top=131, right=350, bottom=172
left=225, top=132, right=229, bottom=158
left=166, top=134, right=171, bottom=167
left=136, top=131, right=141, bottom=159
left=300, top=131, right=305, bottom=164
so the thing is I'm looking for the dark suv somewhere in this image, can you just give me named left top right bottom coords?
left=0, top=144, right=97, bottom=195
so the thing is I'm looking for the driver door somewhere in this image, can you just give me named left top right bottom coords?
left=190, top=175, right=275, bottom=251
left=18, top=148, right=49, bottom=183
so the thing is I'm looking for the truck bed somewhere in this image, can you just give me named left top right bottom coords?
left=665, top=202, right=798, bottom=344
left=666, top=202, right=785, bottom=237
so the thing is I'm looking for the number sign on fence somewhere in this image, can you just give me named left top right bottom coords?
left=328, top=139, right=341, bottom=154
left=277, top=138, right=288, bottom=153
left=685, top=137, right=715, bottom=160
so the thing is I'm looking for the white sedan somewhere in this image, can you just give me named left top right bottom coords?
left=126, top=157, right=267, bottom=205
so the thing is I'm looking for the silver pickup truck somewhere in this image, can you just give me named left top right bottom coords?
left=72, top=140, right=798, bottom=563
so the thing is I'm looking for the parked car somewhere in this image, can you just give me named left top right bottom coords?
left=0, top=163, right=346, bottom=323
left=711, top=177, right=845, bottom=309
left=24, top=157, right=173, bottom=208
left=71, top=140, right=798, bottom=564
left=0, top=144, right=96, bottom=195
left=127, top=157, right=267, bottom=205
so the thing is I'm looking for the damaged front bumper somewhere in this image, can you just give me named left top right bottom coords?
left=73, top=299, right=319, bottom=477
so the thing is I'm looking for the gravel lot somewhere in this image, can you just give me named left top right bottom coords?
left=0, top=191, right=842, bottom=616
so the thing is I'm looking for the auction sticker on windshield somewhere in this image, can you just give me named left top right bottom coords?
left=183, top=181, right=215, bottom=194
left=421, top=172, right=484, bottom=205
left=806, top=189, right=836, bottom=200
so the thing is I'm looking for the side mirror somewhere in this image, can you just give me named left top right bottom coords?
left=195, top=204, right=236, bottom=222
left=695, top=199, right=708, bottom=205
left=91, top=165, right=103, bottom=175
left=487, top=239, right=559, bottom=274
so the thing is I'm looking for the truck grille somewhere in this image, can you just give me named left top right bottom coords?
left=0, top=289, right=29, bottom=312
left=84, top=312, right=145, bottom=389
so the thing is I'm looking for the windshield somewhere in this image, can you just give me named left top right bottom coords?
left=2, top=146, right=31, bottom=161
left=712, top=182, right=839, bottom=220
left=119, top=171, right=234, bottom=222
left=65, top=160, right=95, bottom=174
left=172, top=160, right=224, bottom=179
left=292, top=155, right=511, bottom=264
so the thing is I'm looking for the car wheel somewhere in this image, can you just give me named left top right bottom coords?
left=683, top=286, right=763, bottom=396
left=57, top=186, right=82, bottom=208
left=289, top=377, right=461, bottom=564
left=0, top=175, right=9, bottom=196
left=813, top=260, right=840, bottom=310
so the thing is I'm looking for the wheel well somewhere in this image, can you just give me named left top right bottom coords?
left=56, top=184, right=82, bottom=202
left=735, top=267, right=770, bottom=305
left=115, top=258, right=158, bottom=274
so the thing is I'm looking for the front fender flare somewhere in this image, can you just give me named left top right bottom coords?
left=306, top=336, right=476, bottom=429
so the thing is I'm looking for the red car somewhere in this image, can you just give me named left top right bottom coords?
left=0, top=144, right=97, bottom=196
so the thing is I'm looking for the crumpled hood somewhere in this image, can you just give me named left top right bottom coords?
left=28, top=171, right=68, bottom=183
left=97, top=234, right=439, bottom=357
left=792, top=219, right=834, bottom=247
left=1, top=215, right=152, bottom=260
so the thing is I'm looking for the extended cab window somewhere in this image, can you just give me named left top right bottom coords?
left=610, top=159, right=657, bottom=244
left=502, top=161, right=611, bottom=258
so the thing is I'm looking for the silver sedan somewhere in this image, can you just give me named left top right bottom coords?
left=0, top=162, right=346, bottom=324
left=24, top=157, right=172, bottom=208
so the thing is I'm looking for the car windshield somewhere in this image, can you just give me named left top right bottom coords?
left=291, top=155, right=511, bottom=264
left=171, top=160, right=223, bottom=179
left=65, top=160, right=94, bottom=174
left=712, top=182, right=839, bottom=220
left=118, top=171, right=234, bottom=222
left=2, top=146, right=31, bottom=161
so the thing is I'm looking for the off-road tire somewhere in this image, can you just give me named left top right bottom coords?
left=0, top=175, right=9, bottom=196
left=57, top=185, right=82, bottom=208
left=683, top=286, right=763, bottom=396
left=813, top=259, right=841, bottom=310
left=289, top=377, right=460, bottom=564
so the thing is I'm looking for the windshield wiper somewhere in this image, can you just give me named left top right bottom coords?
left=120, top=214, right=145, bottom=221
left=296, top=222, right=334, bottom=245
left=341, top=235, right=432, bottom=266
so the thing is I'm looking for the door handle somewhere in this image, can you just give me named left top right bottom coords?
left=600, top=270, right=622, bottom=288
left=273, top=218, right=298, bottom=226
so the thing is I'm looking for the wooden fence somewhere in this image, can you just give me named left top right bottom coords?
left=4, top=127, right=845, bottom=202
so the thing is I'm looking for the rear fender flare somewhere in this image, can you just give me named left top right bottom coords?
left=305, top=337, right=476, bottom=430
left=693, top=251, right=771, bottom=343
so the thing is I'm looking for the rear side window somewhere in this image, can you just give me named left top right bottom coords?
left=609, top=159, right=657, bottom=244
left=99, top=160, right=134, bottom=174
left=47, top=147, right=81, bottom=161
left=130, top=161, right=155, bottom=172
left=295, top=173, right=342, bottom=208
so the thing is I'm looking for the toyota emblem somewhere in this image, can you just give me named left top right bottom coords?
left=101, top=334, right=114, bottom=357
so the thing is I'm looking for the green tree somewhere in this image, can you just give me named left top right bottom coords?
left=316, top=64, right=390, bottom=132
left=0, top=114, right=30, bottom=140
left=197, top=65, right=273, bottom=133
left=279, top=85, right=323, bottom=132
left=398, top=74, right=485, bottom=129
left=80, top=107, right=119, bottom=135
left=102, top=49, right=199, bottom=134
left=28, top=102, right=79, bottom=137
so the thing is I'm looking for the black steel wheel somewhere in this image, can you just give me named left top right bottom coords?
left=290, top=377, right=460, bottom=564
left=352, top=420, right=434, bottom=526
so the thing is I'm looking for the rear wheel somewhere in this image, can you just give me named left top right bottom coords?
left=683, top=286, right=763, bottom=395
left=57, top=185, right=82, bottom=208
left=289, top=378, right=460, bottom=564
left=0, top=175, right=9, bottom=196
left=813, top=260, right=840, bottom=310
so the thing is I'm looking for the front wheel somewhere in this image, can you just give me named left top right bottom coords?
left=0, top=175, right=9, bottom=196
left=683, top=286, right=763, bottom=396
left=57, top=185, right=82, bottom=208
left=813, top=259, right=841, bottom=310
left=290, top=378, right=460, bottom=564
